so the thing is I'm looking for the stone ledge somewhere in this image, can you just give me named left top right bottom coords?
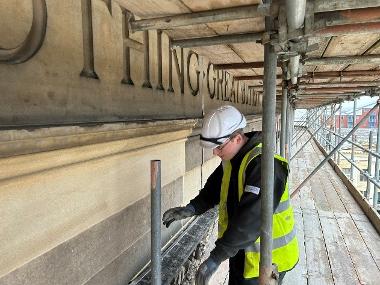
left=0, top=119, right=197, bottom=158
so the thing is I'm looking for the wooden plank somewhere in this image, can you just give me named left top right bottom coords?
left=303, top=210, right=335, bottom=284
left=310, top=180, right=331, bottom=211
left=320, top=175, right=347, bottom=213
left=351, top=213, right=380, bottom=268
left=335, top=215, right=380, bottom=284
left=319, top=215, right=361, bottom=284
left=282, top=211, right=308, bottom=285
left=300, top=183, right=316, bottom=210
left=329, top=174, right=365, bottom=215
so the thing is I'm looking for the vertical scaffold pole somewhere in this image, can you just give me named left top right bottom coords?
left=280, top=80, right=288, bottom=157
left=151, top=160, right=161, bottom=285
left=365, top=131, right=373, bottom=200
left=259, top=10, right=278, bottom=285
left=373, top=96, right=380, bottom=209
left=351, top=98, right=357, bottom=181
left=337, top=106, right=342, bottom=165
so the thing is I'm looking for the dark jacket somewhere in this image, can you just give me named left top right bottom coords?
left=189, top=132, right=288, bottom=282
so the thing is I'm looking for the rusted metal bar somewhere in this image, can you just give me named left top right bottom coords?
left=314, top=0, right=380, bottom=13
left=171, top=32, right=263, bottom=48
left=304, top=54, right=380, bottom=66
left=315, top=7, right=380, bottom=30
left=129, top=4, right=269, bottom=32
left=314, top=22, right=380, bottom=37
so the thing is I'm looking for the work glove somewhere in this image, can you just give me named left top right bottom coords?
left=162, top=204, right=195, bottom=228
left=195, top=257, right=220, bottom=285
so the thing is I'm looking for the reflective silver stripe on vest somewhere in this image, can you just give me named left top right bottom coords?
left=275, top=199, right=290, bottom=214
left=245, top=226, right=297, bottom=253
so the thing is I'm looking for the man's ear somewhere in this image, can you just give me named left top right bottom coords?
left=235, top=133, right=243, bottom=144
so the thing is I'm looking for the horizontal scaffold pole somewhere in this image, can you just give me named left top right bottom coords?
left=314, top=0, right=380, bottom=13
left=291, top=101, right=380, bottom=198
left=130, top=4, right=269, bottom=32
left=171, top=32, right=263, bottom=48
left=304, top=54, right=380, bottom=66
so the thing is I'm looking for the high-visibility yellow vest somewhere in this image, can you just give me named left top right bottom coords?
left=218, top=143, right=299, bottom=278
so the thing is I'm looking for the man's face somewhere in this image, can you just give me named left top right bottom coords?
left=212, top=134, right=241, bottom=161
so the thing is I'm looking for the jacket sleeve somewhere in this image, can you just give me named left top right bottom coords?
left=210, top=156, right=288, bottom=264
left=188, top=163, right=223, bottom=215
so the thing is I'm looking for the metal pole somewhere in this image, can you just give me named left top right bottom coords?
left=172, top=32, right=263, bottom=48
left=292, top=107, right=318, bottom=138
left=292, top=108, right=324, bottom=143
left=373, top=96, right=380, bottom=209
left=351, top=98, right=357, bottom=181
left=291, top=104, right=341, bottom=161
left=291, top=102, right=380, bottom=198
left=288, top=103, right=295, bottom=160
left=366, top=131, right=374, bottom=200
left=151, top=160, right=161, bottom=285
left=130, top=4, right=269, bottom=32
left=280, top=81, right=288, bottom=157
left=259, top=13, right=277, bottom=285
left=337, top=106, right=342, bottom=165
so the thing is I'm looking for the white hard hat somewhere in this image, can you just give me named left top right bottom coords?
left=200, top=105, right=247, bottom=148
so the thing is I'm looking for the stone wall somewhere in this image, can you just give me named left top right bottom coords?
left=0, top=1, right=263, bottom=284
left=0, top=0, right=261, bottom=126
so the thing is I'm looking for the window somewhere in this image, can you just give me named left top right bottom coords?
left=369, top=114, right=376, bottom=128
left=347, top=115, right=354, bottom=128
left=342, top=168, right=351, bottom=176
left=360, top=169, right=368, bottom=181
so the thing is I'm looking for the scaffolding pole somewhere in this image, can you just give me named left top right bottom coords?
left=291, top=102, right=380, bottom=198
left=151, top=160, right=161, bottom=285
left=259, top=12, right=278, bottom=285
left=280, top=81, right=288, bottom=157
left=351, top=98, right=357, bottom=181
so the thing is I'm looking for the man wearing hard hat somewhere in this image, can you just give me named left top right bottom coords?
left=163, top=105, right=299, bottom=285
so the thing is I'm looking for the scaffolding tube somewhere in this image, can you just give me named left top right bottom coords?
left=259, top=13, right=278, bottom=285
left=291, top=102, right=380, bottom=198
left=291, top=104, right=341, bottom=161
left=320, top=127, right=380, bottom=160
left=318, top=135, right=380, bottom=189
left=151, top=160, right=161, bottom=285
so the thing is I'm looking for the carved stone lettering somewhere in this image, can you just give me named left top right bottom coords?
left=0, top=0, right=47, bottom=64
left=156, top=30, right=164, bottom=91
left=216, top=70, right=224, bottom=100
left=142, top=31, right=152, bottom=88
left=241, top=83, right=246, bottom=104
left=80, top=0, right=112, bottom=79
left=207, top=63, right=216, bottom=99
left=230, top=78, right=236, bottom=103
left=173, top=47, right=184, bottom=94
left=167, top=39, right=174, bottom=92
left=186, top=51, right=200, bottom=96
left=121, top=8, right=133, bottom=85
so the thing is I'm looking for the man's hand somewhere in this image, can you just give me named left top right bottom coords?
left=195, top=257, right=219, bottom=285
left=162, top=205, right=195, bottom=228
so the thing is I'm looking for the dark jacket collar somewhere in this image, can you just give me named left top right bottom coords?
left=230, top=131, right=262, bottom=165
